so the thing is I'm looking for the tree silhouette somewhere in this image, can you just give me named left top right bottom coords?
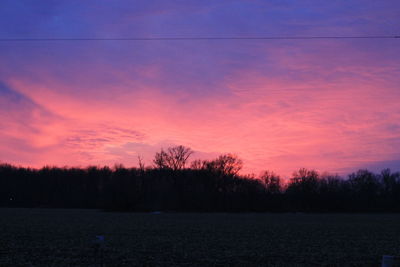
left=260, top=170, right=282, bottom=194
left=190, top=159, right=208, bottom=170
left=1, top=146, right=400, bottom=212
left=206, top=154, right=243, bottom=176
left=286, top=168, right=321, bottom=211
left=153, top=145, right=193, bottom=170
left=380, top=168, right=400, bottom=194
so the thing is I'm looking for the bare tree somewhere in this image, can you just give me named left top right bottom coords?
left=260, top=170, right=282, bottom=194
left=190, top=159, right=208, bottom=170
left=137, top=155, right=145, bottom=173
left=153, top=145, right=193, bottom=170
left=206, top=154, right=243, bottom=176
left=380, top=168, right=400, bottom=194
left=292, top=168, right=319, bottom=183
left=287, top=168, right=320, bottom=196
left=153, top=149, right=169, bottom=169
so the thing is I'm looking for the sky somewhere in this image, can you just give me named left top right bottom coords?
left=0, top=0, right=399, bottom=177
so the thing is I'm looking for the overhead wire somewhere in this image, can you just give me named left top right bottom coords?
left=0, top=35, right=398, bottom=41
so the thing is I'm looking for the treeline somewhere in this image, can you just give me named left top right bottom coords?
left=1, top=145, right=400, bottom=212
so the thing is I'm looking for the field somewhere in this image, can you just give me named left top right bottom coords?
left=1, top=209, right=400, bottom=266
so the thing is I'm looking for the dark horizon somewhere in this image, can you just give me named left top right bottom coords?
left=2, top=145, right=400, bottom=213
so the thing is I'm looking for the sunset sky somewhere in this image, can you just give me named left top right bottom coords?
left=0, top=0, right=399, bottom=177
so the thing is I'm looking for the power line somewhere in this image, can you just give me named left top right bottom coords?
left=0, top=35, right=399, bottom=41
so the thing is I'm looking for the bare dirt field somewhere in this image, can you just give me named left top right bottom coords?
left=1, top=208, right=400, bottom=266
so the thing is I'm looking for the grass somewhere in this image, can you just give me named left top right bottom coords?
left=1, top=208, right=400, bottom=266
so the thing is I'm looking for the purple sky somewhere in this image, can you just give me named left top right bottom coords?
left=0, top=0, right=399, bottom=177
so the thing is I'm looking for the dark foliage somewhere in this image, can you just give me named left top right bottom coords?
left=1, top=147, right=400, bottom=212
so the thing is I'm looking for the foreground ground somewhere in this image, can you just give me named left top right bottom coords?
left=0, top=209, right=400, bottom=266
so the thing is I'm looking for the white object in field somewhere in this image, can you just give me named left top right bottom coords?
left=382, top=255, right=400, bottom=267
